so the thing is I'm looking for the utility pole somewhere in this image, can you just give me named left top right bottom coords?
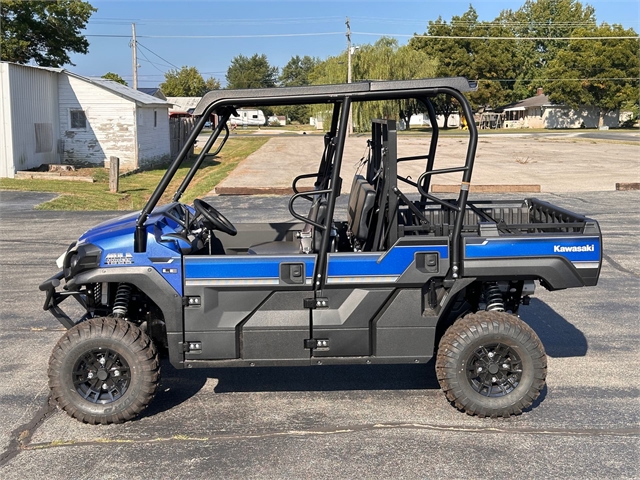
left=346, top=17, right=353, bottom=135
left=131, top=23, right=138, bottom=89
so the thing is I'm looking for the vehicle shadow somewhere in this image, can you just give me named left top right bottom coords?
left=141, top=359, right=440, bottom=419
left=519, top=298, right=588, bottom=357
left=143, top=298, right=581, bottom=419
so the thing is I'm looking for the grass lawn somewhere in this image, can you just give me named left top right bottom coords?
left=0, top=137, right=268, bottom=211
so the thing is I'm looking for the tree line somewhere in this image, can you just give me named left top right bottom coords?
left=2, top=0, right=638, bottom=126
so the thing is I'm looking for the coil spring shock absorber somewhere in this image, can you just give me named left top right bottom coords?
left=484, top=282, right=505, bottom=311
left=93, top=283, right=102, bottom=305
left=112, top=283, right=132, bottom=318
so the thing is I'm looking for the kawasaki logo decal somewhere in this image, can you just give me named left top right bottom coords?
left=553, top=244, right=595, bottom=253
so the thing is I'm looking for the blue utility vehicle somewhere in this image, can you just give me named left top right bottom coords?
left=41, top=78, right=602, bottom=424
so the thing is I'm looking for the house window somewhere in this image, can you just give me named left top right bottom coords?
left=70, top=109, right=87, bottom=129
left=154, top=110, right=157, bottom=127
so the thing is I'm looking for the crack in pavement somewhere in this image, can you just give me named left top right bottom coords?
left=0, top=398, right=55, bottom=466
left=18, top=422, right=640, bottom=453
left=603, top=253, right=640, bottom=278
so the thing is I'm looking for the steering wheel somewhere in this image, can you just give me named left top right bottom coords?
left=193, top=199, right=237, bottom=236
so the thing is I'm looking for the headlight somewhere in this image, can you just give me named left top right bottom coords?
left=56, top=252, right=66, bottom=269
left=70, top=254, right=79, bottom=269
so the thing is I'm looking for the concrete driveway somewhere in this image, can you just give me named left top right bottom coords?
left=214, top=132, right=639, bottom=194
left=0, top=189, right=638, bottom=478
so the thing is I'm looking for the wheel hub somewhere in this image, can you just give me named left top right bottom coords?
left=466, top=343, right=523, bottom=397
left=72, top=348, right=131, bottom=404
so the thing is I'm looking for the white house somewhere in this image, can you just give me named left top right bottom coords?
left=0, top=62, right=172, bottom=178
left=496, top=89, right=620, bottom=129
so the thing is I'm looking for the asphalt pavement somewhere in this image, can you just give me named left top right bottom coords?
left=0, top=189, right=639, bottom=479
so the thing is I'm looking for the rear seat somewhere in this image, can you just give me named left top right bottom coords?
left=347, top=175, right=376, bottom=250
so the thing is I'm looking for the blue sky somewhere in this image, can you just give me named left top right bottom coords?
left=68, top=0, right=640, bottom=88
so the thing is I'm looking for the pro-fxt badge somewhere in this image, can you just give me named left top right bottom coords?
left=105, top=253, right=134, bottom=265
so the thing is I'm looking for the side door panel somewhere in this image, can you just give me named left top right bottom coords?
left=316, top=239, right=450, bottom=358
left=183, top=254, right=315, bottom=360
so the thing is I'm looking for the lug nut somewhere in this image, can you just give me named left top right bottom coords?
left=112, top=370, right=120, bottom=377
left=477, top=366, right=483, bottom=372
left=102, top=383, right=108, bottom=390
left=87, top=372, right=94, bottom=379
left=488, top=352, right=495, bottom=358
left=492, top=376, right=497, bottom=383
left=502, top=363, right=509, bottom=369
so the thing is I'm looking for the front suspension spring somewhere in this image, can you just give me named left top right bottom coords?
left=112, top=283, right=132, bottom=318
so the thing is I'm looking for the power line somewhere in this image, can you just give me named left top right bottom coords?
left=477, top=77, right=639, bottom=82
left=136, top=41, right=179, bottom=69
left=86, top=32, right=344, bottom=39
left=355, top=32, right=639, bottom=40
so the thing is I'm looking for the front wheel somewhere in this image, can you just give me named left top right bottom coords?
left=436, top=311, right=547, bottom=418
left=48, top=317, right=160, bottom=424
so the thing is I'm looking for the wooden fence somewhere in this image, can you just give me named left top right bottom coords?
left=169, top=117, right=196, bottom=159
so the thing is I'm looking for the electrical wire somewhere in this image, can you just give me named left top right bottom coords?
left=136, top=41, right=179, bottom=69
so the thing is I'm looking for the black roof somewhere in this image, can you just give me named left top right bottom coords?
left=193, top=77, right=477, bottom=116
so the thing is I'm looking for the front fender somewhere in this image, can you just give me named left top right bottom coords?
left=70, top=266, right=185, bottom=367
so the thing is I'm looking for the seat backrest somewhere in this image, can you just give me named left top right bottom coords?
left=347, top=174, right=376, bottom=245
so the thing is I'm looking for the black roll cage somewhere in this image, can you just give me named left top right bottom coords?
left=134, top=77, right=478, bottom=285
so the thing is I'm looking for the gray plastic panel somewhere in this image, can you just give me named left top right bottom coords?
left=369, top=77, right=477, bottom=92
left=375, top=289, right=438, bottom=328
left=375, top=326, right=435, bottom=358
left=243, top=329, right=309, bottom=360
left=462, top=257, right=586, bottom=290
left=313, top=288, right=392, bottom=328
left=312, top=328, right=369, bottom=357
left=243, top=291, right=309, bottom=328
left=194, top=77, right=475, bottom=115
left=185, top=331, right=236, bottom=360
left=183, top=288, right=270, bottom=331
left=194, top=83, right=369, bottom=115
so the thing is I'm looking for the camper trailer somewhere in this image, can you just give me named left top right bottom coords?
left=229, top=109, right=266, bottom=126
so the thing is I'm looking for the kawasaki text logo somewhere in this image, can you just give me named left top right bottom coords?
left=553, top=244, right=595, bottom=253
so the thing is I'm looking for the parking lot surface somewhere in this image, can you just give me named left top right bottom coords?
left=0, top=189, right=638, bottom=479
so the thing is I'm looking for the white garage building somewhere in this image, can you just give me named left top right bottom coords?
left=0, top=62, right=172, bottom=178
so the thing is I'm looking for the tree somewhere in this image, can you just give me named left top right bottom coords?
left=274, top=55, right=320, bottom=123
left=280, top=55, right=320, bottom=86
left=160, top=66, right=207, bottom=97
left=311, top=37, right=437, bottom=130
left=410, top=6, right=523, bottom=123
left=498, top=0, right=597, bottom=98
left=545, top=24, right=639, bottom=126
left=225, top=54, right=278, bottom=90
left=102, top=72, right=127, bottom=86
left=1, top=0, right=96, bottom=67
left=204, top=77, right=221, bottom=92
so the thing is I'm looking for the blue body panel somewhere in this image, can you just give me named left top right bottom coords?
left=465, top=236, right=601, bottom=263
left=75, top=204, right=188, bottom=295
left=326, top=245, right=448, bottom=283
left=185, top=255, right=317, bottom=282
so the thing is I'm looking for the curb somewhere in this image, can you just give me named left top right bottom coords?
left=616, top=183, right=640, bottom=191
left=215, top=186, right=314, bottom=195
left=431, top=184, right=541, bottom=193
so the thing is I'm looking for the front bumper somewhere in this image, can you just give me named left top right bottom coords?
left=39, top=271, right=88, bottom=329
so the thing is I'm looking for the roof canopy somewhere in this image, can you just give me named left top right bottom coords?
left=194, top=77, right=477, bottom=116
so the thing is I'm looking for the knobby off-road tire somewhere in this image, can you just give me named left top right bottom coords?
left=48, top=317, right=160, bottom=424
left=436, top=311, right=547, bottom=418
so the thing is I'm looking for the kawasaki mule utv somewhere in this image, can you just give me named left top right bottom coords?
left=40, top=77, right=602, bottom=424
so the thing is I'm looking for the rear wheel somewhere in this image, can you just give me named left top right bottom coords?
left=48, top=317, right=160, bottom=424
left=436, top=311, right=546, bottom=418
